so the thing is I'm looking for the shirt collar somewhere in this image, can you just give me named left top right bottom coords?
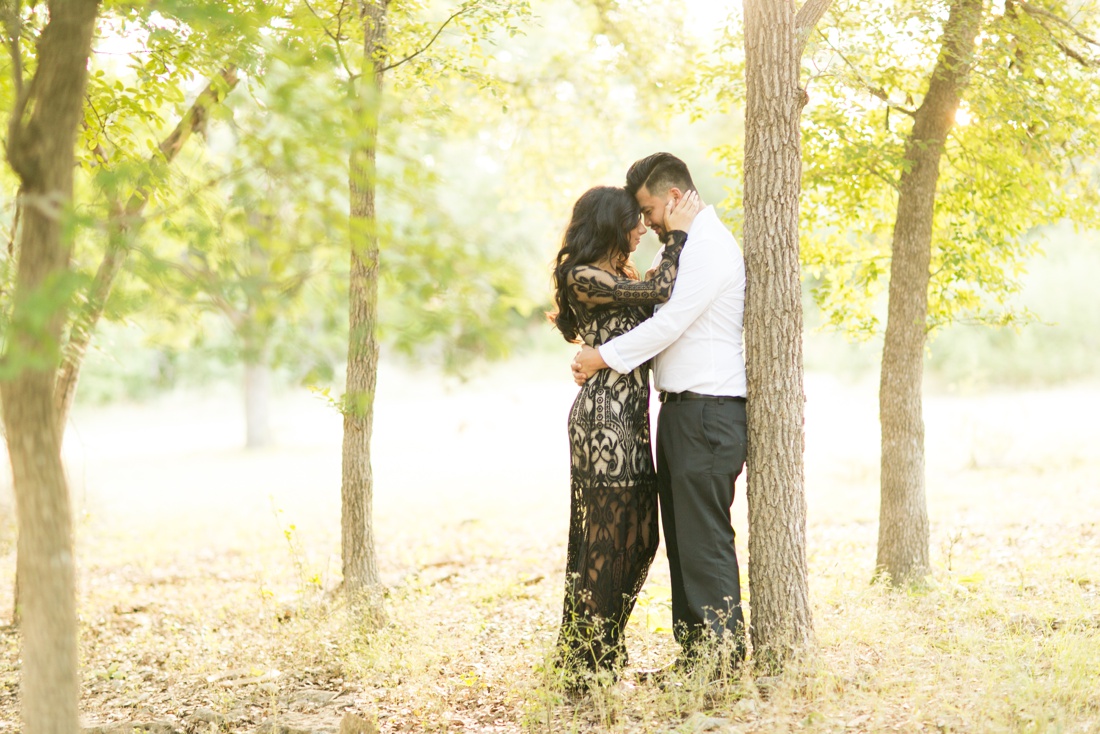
left=688, top=204, right=718, bottom=238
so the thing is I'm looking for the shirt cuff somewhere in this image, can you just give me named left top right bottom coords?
left=599, top=341, right=631, bottom=374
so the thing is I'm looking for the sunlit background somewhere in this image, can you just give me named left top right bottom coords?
left=1, top=0, right=1097, bottom=629
left=0, top=0, right=1098, bottom=729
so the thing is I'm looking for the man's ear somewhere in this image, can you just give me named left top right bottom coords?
left=667, top=186, right=683, bottom=203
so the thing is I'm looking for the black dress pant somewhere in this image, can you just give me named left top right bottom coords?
left=655, top=396, right=748, bottom=658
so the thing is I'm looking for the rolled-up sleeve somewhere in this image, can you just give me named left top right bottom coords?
left=598, top=237, right=729, bottom=374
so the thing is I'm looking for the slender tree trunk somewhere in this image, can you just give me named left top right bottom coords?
left=53, top=204, right=126, bottom=429
left=741, top=0, right=831, bottom=671
left=244, top=357, right=272, bottom=449
left=240, top=209, right=273, bottom=450
left=10, top=567, right=18, bottom=626
left=53, top=67, right=240, bottom=432
left=877, top=0, right=982, bottom=585
left=2, top=432, right=19, bottom=627
left=1, top=4, right=101, bottom=734
left=341, top=0, right=388, bottom=622
left=3, top=460, right=17, bottom=627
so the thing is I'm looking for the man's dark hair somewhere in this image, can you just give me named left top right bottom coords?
left=625, top=152, right=696, bottom=198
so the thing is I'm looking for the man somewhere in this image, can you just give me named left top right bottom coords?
left=571, top=152, right=748, bottom=672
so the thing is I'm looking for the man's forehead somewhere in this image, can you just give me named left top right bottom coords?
left=636, top=184, right=664, bottom=205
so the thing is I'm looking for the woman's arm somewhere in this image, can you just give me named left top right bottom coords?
left=567, top=232, right=686, bottom=307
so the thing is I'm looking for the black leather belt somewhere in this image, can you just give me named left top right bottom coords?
left=659, top=391, right=746, bottom=404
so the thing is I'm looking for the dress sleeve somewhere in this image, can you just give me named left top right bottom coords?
left=567, top=231, right=687, bottom=307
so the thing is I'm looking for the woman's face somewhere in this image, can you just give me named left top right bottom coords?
left=627, top=217, right=647, bottom=252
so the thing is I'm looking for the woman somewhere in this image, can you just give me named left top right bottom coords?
left=550, top=185, right=701, bottom=681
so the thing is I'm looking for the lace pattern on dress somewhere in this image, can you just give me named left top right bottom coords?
left=556, top=232, right=686, bottom=673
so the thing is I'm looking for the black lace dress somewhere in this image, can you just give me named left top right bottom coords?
left=557, top=231, right=686, bottom=674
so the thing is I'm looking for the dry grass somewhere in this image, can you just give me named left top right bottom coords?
left=0, top=358, right=1098, bottom=733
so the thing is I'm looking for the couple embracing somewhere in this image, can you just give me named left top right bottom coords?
left=550, top=152, right=748, bottom=687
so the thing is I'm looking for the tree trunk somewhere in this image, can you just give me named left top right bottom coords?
left=244, top=358, right=272, bottom=449
left=3, top=461, right=18, bottom=627
left=741, top=0, right=831, bottom=671
left=53, top=206, right=126, bottom=430
left=1, top=4, right=101, bottom=734
left=240, top=208, right=273, bottom=450
left=17, top=33, right=234, bottom=646
left=877, top=0, right=982, bottom=585
left=2, top=438, right=19, bottom=627
left=10, top=564, right=19, bottom=627
left=340, top=0, right=387, bottom=622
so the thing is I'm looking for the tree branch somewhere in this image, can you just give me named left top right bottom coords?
left=81, top=95, right=116, bottom=167
left=1016, top=0, right=1099, bottom=46
left=1046, top=29, right=1095, bottom=66
left=167, top=256, right=246, bottom=326
left=333, top=0, right=358, bottom=79
left=794, top=0, right=835, bottom=57
left=1030, top=15, right=1096, bottom=66
left=869, top=165, right=901, bottom=192
left=869, top=85, right=917, bottom=116
left=2, top=0, right=36, bottom=178
left=6, top=189, right=19, bottom=256
left=304, top=0, right=357, bottom=79
left=817, top=30, right=917, bottom=116
left=54, top=64, right=242, bottom=426
left=1, top=0, right=24, bottom=98
left=303, top=0, right=341, bottom=43
left=1016, top=0, right=1099, bottom=66
left=378, top=4, right=472, bottom=73
left=153, top=65, right=239, bottom=175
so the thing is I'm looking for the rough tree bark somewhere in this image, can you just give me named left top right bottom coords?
left=877, top=0, right=982, bottom=585
left=0, top=3, right=101, bottom=734
left=741, top=0, right=831, bottom=670
left=341, top=0, right=388, bottom=621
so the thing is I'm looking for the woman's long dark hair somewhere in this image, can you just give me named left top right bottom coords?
left=550, top=186, right=641, bottom=343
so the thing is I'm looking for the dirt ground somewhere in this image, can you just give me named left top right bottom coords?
left=1, top=352, right=1098, bottom=732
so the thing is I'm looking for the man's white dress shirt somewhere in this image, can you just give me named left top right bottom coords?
left=598, top=205, right=746, bottom=398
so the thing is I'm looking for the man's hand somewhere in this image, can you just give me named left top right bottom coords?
left=571, top=345, right=608, bottom=385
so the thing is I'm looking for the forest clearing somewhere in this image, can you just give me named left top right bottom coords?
left=3, top=0, right=1100, bottom=731
left=3, top=358, right=1096, bottom=733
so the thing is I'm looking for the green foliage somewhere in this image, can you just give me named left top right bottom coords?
left=801, top=0, right=1100, bottom=338
left=802, top=223, right=1100, bottom=387
left=263, top=0, right=547, bottom=373
left=5, top=0, right=555, bottom=395
left=79, top=1, right=270, bottom=189
left=487, top=0, right=698, bottom=218
left=0, top=270, right=84, bottom=379
left=926, top=225, right=1100, bottom=387
left=677, top=6, right=746, bottom=238
left=690, top=0, right=1100, bottom=345
left=3, top=0, right=751, bottom=402
left=1, top=0, right=280, bottom=380
left=125, top=46, right=353, bottom=381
